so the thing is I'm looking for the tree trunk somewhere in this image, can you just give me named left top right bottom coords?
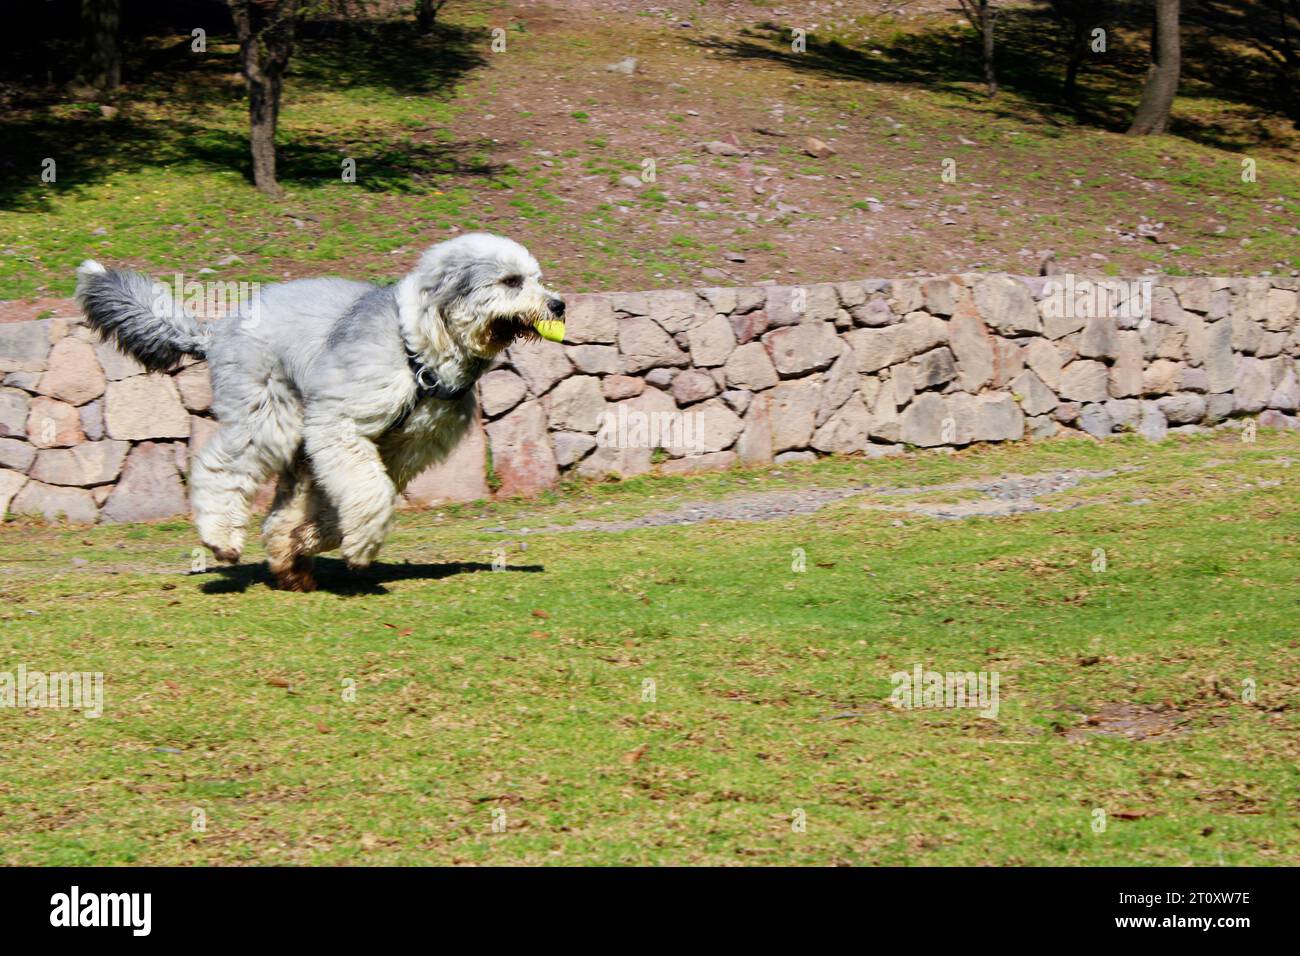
left=80, top=0, right=122, bottom=92
left=416, top=0, right=442, bottom=34
left=1063, top=16, right=1087, bottom=105
left=981, top=1, right=998, bottom=96
left=229, top=1, right=298, bottom=197
left=247, top=68, right=283, bottom=196
left=958, top=0, right=997, bottom=96
left=1128, top=0, right=1181, bottom=135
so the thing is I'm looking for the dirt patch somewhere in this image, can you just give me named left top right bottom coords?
left=542, top=0, right=957, bottom=23
left=422, top=1, right=1300, bottom=294
left=1064, top=702, right=1193, bottom=742
left=0, top=296, right=78, bottom=324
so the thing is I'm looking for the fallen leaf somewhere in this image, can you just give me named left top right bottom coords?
left=267, top=677, right=290, bottom=688
left=531, top=609, right=550, bottom=619
left=623, top=744, right=648, bottom=766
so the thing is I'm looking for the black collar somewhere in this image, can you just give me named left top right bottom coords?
left=390, top=350, right=486, bottom=432
left=406, top=350, right=481, bottom=402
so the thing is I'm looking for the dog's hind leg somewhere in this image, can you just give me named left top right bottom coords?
left=192, top=374, right=303, bottom=564
left=190, top=423, right=267, bottom=563
left=262, top=457, right=317, bottom=591
left=262, top=456, right=342, bottom=591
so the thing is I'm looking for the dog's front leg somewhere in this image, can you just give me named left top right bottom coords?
left=303, top=416, right=396, bottom=569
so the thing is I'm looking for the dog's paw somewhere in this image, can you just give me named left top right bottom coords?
left=208, top=544, right=241, bottom=565
left=274, top=557, right=317, bottom=592
left=343, top=548, right=378, bottom=572
left=341, top=537, right=382, bottom=570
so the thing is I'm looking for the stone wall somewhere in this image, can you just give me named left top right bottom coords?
left=2, top=274, right=1298, bottom=523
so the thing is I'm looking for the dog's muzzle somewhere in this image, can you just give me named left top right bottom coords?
left=534, top=297, right=565, bottom=342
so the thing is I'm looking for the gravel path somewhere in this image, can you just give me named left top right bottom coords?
left=489, top=468, right=1130, bottom=535
left=865, top=469, right=1125, bottom=520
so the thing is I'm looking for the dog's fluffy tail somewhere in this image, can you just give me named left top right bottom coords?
left=76, top=260, right=210, bottom=371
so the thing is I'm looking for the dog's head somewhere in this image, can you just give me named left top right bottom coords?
left=402, top=233, right=564, bottom=359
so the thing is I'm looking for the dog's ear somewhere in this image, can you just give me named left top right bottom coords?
left=398, top=266, right=448, bottom=358
left=408, top=264, right=461, bottom=356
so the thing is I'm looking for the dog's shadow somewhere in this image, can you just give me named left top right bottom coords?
left=198, top=558, right=543, bottom=596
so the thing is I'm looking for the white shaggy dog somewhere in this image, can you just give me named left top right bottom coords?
left=77, top=234, right=564, bottom=591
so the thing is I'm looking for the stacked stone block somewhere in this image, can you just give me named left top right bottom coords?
left=1, top=274, right=1297, bottom=522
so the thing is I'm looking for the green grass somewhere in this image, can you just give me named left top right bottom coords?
left=1, top=431, right=1297, bottom=865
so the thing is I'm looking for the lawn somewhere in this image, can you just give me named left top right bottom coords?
left=1, top=430, right=1297, bottom=865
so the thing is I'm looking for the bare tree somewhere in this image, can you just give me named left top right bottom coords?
left=957, top=0, right=999, bottom=96
left=229, top=0, right=299, bottom=196
left=416, top=0, right=448, bottom=34
left=79, top=0, right=122, bottom=93
left=1128, top=0, right=1181, bottom=134
left=1044, top=0, right=1105, bottom=105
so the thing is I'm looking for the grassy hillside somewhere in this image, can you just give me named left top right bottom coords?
left=1, top=0, right=1296, bottom=300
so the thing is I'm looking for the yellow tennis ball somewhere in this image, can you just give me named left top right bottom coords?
left=534, top=319, right=565, bottom=343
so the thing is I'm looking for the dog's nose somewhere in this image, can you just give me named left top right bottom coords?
left=547, top=298, right=565, bottom=317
